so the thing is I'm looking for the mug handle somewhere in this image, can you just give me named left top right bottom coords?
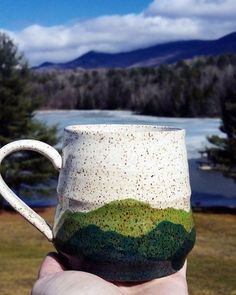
left=0, top=140, right=62, bottom=241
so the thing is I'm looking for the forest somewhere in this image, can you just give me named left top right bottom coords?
left=30, top=54, right=236, bottom=117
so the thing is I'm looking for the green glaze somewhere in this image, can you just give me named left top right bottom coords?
left=53, top=199, right=195, bottom=281
left=55, top=220, right=195, bottom=262
left=55, top=198, right=194, bottom=238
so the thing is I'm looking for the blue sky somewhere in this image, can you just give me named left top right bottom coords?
left=0, top=0, right=151, bottom=30
left=1, top=0, right=235, bottom=66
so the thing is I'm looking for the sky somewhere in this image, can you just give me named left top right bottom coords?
left=0, top=0, right=236, bottom=66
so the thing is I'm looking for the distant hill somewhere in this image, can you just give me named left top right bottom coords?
left=34, top=32, right=236, bottom=70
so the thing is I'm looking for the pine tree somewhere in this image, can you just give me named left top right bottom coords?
left=0, top=33, right=59, bottom=209
left=206, top=76, right=236, bottom=180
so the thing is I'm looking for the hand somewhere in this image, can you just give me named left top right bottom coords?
left=32, top=253, right=188, bottom=295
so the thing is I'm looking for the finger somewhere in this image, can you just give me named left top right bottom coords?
left=175, top=260, right=187, bottom=278
left=38, top=252, right=65, bottom=278
left=182, top=260, right=187, bottom=272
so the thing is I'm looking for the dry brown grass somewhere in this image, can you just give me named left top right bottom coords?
left=188, top=213, right=236, bottom=295
left=0, top=209, right=54, bottom=295
left=0, top=209, right=235, bottom=295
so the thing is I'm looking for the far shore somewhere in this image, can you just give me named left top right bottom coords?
left=1, top=203, right=235, bottom=215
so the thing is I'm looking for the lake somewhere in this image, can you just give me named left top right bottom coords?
left=34, top=110, right=236, bottom=209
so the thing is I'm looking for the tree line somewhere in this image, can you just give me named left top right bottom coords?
left=30, top=54, right=236, bottom=117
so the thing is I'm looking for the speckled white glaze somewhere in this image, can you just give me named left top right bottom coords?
left=55, top=125, right=190, bottom=221
left=0, top=125, right=191, bottom=242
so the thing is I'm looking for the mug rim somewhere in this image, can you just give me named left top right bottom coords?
left=64, top=124, right=185, bottom=134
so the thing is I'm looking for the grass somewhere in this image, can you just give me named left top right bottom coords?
left=0, top=209, right=235, bottom=295
left=0, top=209, right=54, bottom=295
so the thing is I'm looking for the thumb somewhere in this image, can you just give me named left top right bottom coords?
left=38, top=252, right=65, bottom=278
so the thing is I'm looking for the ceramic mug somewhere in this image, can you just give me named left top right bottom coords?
left=0, top=124, right=195, bottom=281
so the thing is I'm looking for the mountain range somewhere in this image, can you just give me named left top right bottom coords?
left=36, top=32, right=236, bottom=70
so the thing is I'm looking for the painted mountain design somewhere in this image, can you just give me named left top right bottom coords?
left=54, top=199, right=195, bottom=281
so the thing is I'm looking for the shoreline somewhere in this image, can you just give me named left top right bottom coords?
left=1, top=204, right=235, bottom=215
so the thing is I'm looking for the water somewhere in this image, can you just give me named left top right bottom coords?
left=34, top=110, right=236, bottom=209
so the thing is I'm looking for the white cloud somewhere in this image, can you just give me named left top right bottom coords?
left=146, top=0, right=236, bottom=19
left=2, top=0, right=236, bottom=66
